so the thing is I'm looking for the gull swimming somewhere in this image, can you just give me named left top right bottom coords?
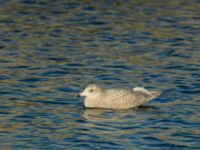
left=78, top=84, right=160, bottom=109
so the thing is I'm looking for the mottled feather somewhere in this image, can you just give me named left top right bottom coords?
left=79, top=84, right=160, bottom=109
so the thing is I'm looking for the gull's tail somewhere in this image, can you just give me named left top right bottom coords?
left=149, top=91, right=161, bottom=100
left=133, top=87, right=161, bottom=100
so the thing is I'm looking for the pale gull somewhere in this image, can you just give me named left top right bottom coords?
left=78, top=84, right=160, bottom=109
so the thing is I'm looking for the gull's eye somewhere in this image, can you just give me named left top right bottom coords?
left=89, top=89, right=94, bottom=92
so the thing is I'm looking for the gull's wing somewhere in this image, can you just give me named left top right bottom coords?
left=105, top=89, right=133, bottom=101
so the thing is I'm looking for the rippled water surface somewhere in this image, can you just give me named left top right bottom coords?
left=0, top=0, right=200, bottom=149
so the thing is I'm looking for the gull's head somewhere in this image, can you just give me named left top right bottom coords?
left=78, top=84, right=103, bottom=98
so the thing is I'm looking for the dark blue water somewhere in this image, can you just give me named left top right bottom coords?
left=0, top=0, right=200, bottom=149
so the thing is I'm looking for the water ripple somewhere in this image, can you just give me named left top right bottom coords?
left=0, top=0, right=200, bottom=149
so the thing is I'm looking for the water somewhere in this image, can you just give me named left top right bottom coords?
left=0, top=0, right=200, bottom=149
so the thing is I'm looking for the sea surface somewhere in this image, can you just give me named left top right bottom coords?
left=0, top=0, right=200, bottom=149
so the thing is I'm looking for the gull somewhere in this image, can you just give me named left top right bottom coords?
left=78, top=84, right=160, bottom=109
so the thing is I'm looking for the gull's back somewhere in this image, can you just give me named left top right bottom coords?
left=101, top=88, right=159, bottom=109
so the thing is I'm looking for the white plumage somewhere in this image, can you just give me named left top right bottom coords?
left=78, top=84, right=160, bottom=109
